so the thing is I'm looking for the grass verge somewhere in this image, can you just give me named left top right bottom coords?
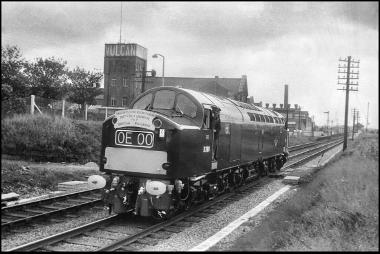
left=1, top=114, right=102, bottom=163
left=228, top=133, right=378, bottom=251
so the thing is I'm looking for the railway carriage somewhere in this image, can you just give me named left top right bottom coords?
left=98, top=86, right=288, bottom=218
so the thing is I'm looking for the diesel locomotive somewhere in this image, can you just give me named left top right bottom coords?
left=97, top=86, right=288, bottom=219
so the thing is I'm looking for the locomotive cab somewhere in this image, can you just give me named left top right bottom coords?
left=99, top=87, right=219, bottom=217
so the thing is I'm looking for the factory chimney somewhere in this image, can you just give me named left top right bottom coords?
left=284, top=84, right=289, bottom=109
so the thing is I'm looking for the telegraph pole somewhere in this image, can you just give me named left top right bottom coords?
left=356, top=112, right=360, bottom=134
left=324, top=111, right=329, bottom=135
left=284, top=84, right=289, bottom=132
left=351, top=108, right=357, bottom=140
left=338, top=56, right=360, bottom=151
left=366, top=102, right=369, bottom=132
left=298, top=106, right=301, bottom=131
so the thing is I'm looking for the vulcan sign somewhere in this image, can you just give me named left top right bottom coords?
left=105, top=44, right=147, bottom=59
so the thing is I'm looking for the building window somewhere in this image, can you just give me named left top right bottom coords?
left=123, top=77, right=128, bottom=87
left=111, top=79, right=117, bottom=87
left=111, top=97, right=116, bottom=106
left=122, top=97, right=127, bottom=107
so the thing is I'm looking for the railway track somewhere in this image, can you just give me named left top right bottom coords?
left=6, top=137, right=343, bottom=252
left=1, top=188, right=103, bottom=231
left=6, top=177, right=270, bottom=252
left=284, top=138, right=343, bottom=170
left=288, top=135, right=343, bottom=153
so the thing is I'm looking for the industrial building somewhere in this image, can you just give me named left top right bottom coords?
left=100, top=43, right=248, bottom=107
left=251, top=85, right=314, bottom=134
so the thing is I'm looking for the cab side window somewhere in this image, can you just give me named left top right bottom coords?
left=176, top=94, right=197, bottom=118
left=203, top=109, right=211, bottom=129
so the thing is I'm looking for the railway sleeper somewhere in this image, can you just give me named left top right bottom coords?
left=69, top=197, right=97, bottom=203
left=173, top=221, right=193, bottom=227
left=48, top=217, right=65, bottom=223
left=75, top=196, right=100, bottom=201
left=162, top=225, right=183, bottom=233
left=117, top=245, right=139, bottom=251
left=65, top=213, right=80, bottom=218
left=135, top=237, right=160, bottom=245
left=192, top=212, right=210, bottom=218
left=183, top=217, right=203, bottom=223
left=4, top=212, right=31, bottom=218
left=64, top=238, right=105, bottom=247
left=148, top=232, right=172, bottom=239
left=9, top=228, right=31, bottom=234
left=38, top=205, right=64, bottom=210
left=2, top=217, right=15, bottom=223
left=201, top=209, right=218, bottom=214
left=22, top=208, right=51, bottom=214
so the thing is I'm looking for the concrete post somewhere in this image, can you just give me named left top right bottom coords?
left=62, top=99, right=65, bottom=117
left=85, top=104, right=88, bottom=121
left=31, top=95, right=35, bottom=115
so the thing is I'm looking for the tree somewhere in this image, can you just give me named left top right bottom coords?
left=67, top=67, right=103, bottom=114
left=24, top=57, right=70, bottom=100
left=1, top=45, right=28, bottom=100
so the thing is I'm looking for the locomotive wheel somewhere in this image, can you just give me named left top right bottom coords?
left=269, top=159, right=276, bottom=173
left=276, top=157, right=284, bottom=170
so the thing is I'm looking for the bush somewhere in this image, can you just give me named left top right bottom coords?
left=1, top=114, right=102, bottom=163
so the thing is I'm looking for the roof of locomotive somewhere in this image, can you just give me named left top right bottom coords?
left=130, top=86, right=285, bottom=124
left=179, top=88, right=284, bottom=119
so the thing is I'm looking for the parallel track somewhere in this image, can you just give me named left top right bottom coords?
left=283, top=138, right=343, bottom=170
left=2, top=188, right=103, bottom=231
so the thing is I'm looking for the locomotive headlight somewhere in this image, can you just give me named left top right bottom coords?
left=146, top=180, right=167, bottom=196
left=153, top=118, right=162, bottom=128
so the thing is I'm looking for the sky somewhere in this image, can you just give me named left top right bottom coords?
left=2, top=1, right=378, bottom=128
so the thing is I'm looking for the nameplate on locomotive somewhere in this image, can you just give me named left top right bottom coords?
left=113, top=109, right=156, bottom=130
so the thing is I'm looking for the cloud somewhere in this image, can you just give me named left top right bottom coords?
left=333, top=2, right=378, bottom=30
left=1, top=2, right=159, bottom=48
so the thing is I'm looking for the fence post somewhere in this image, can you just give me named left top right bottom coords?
left=62, top=99, right=65, bottom=117
left=105, top=107, right=108, bottom=120
left=85, top=104, right=88, bottom=121
left=31, top=95, right=35, bottom=115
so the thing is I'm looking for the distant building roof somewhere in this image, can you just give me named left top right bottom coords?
left=144, top=75, right=247, bottom=102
